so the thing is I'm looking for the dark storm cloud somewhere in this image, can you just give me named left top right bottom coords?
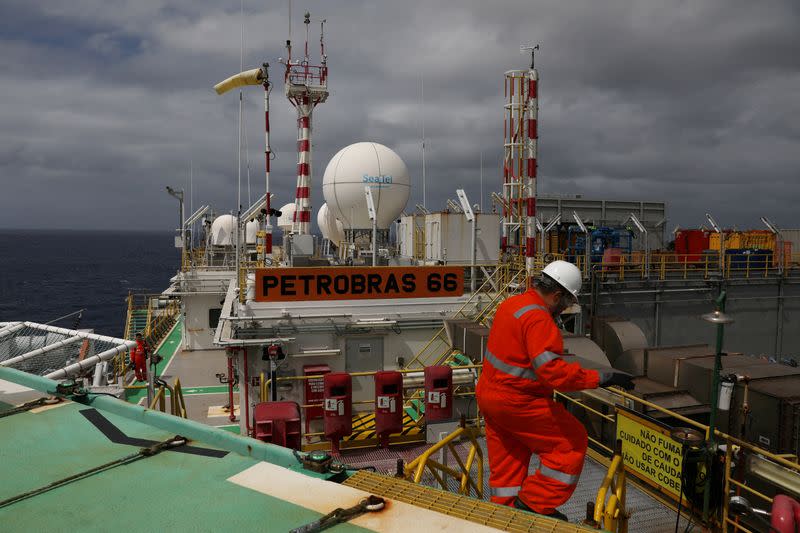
left=0, top=0, right=798, bottom=233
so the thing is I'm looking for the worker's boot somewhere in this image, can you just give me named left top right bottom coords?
left=513, top=497, right=569, bottom=522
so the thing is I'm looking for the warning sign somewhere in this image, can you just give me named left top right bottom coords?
left=255, top=266, right=464, bottom=302
left=616, top=407, right=684, bottom=500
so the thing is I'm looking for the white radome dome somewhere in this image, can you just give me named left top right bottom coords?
left=322, top=142, right=411, bottom=229
left=245, top=219, right=259, bottom=244
left=210, top=214, right=237, bottom=246
left=277, top=203, right=297, bottom=232
left=317, top=203, right=345, bottom=243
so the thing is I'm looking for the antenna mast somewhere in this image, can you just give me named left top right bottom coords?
left=283, top=11, right=329, bottom=235
left=502, top=44, right=540, bottom=272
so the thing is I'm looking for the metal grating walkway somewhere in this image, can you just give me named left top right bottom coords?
left=338, top=437, right=692, bottom=532
left=344, top=470, right=594, bottom=532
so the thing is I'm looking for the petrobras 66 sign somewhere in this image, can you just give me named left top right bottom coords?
left=254, top=266, right=464, bottom=302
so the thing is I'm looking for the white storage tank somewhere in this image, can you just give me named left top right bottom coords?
left=322, top=142, right=411, bottom=230
left=210, top=214, right=237, bottom=246
left=317, top=203, right=345, bottom=244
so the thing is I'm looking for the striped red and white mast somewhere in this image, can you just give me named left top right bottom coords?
left=262, top=63, right=273, bottom=258
left=521, top=44, right=539, bottom=273
left=284, top=13, right=329, bottom=235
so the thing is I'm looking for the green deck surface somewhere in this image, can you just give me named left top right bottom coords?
left=0, top=400, right=368, bottom=532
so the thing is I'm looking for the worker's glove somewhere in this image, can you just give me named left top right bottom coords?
left=599, top=371, right=635, bottom=391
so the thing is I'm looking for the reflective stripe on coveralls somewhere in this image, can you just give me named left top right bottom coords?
left=512, top=304, right=548, bottom=319
left=490, top=486, right=520, bottom=497
left=539, top=464, right=580, bottom=485
left=484, top=349, right=561, bottom=379
left=484, top=350, right=537, bottom=381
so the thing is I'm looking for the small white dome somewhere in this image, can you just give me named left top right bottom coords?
left=245, top=219, right=260, bottom=244
left=317, top=203, right=346, bottom=243
left=210, top=214, right=237, bottom=246
left=277, top=203, right=297, bottom=232
left=322, top=142, right=411, bottom=230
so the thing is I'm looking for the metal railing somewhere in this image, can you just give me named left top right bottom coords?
left=403, top=422, right=484, bottom=499
left=556, top=386, right=800, bottom=532
left=589, top=252, right=800, bottom=282
left=592, top=448, right=629, bottom=533
left=149, top=378, right=188, bottom=418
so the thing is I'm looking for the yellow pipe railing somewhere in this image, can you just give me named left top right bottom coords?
left=147, top=378, right=188, bottom=418
left=556, top=384, right=800, bottom=532
left=593, top=453, right=629, bottom=533
left=403, top=424, right=484, bottom=499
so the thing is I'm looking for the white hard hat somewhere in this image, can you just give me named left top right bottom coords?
left=542, top=260, right=582, bottom=297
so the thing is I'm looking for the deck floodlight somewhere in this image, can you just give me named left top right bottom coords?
left=705, top=213, right=721, bottom=234
left=701, top=310, right=734, bottom=325
left=456, top=189, right=474, bottom=222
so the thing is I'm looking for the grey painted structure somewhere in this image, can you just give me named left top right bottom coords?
left=589, top=277, right=800, bottom=360
left=536, top=195, right=667, bottom=251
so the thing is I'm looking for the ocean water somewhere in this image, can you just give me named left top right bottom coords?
left=0, top=230, right=178, bottom=338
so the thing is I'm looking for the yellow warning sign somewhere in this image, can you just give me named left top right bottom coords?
left=616, top=407, right=684, bottom=500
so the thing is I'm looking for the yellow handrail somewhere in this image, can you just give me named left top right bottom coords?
left=149, top=386, right=166, bottom=411
left=403, top=424, right=484, bottom=498
left=172, top=378, right=188, bottom=418
left=593, top=453, right=628, bottom=532
left=557, top=384, right=800, bottom=531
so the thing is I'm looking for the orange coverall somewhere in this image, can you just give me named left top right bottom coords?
left=132, top=339, right=149, bottom=381
left=476, top=289, right=600, bottom=514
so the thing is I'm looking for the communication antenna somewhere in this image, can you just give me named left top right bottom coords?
left=421, top=74, right=426, bottom=210
left=520, top=44, right=539, bottom=69
left=284, top=11, right=329, bottom=235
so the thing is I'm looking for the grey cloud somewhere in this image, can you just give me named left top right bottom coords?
left=0, top=0, right=798, bottom=234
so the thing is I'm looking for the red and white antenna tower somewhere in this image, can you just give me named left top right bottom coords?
left=284, top=12, right=329, bottom=235
left=502, top=45, right=539, bottom=273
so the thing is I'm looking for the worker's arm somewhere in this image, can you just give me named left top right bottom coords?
left=523, top=314, right=600, bottom=392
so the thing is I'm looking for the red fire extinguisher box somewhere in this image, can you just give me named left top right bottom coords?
left=323, top=372, right=352, bottom=453
left=424, top=365, right=453, bottom=422
left=303, top=364, right=331, bottom=433
left=374, top=370, right=403, bottom=447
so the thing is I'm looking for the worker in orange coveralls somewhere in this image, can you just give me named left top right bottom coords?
left=476, top=260, right=634, bottom=521
left=131, top=332, right=150, bottom=382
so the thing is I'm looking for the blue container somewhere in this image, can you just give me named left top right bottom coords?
left=725, top=248, right=773, bottom=269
